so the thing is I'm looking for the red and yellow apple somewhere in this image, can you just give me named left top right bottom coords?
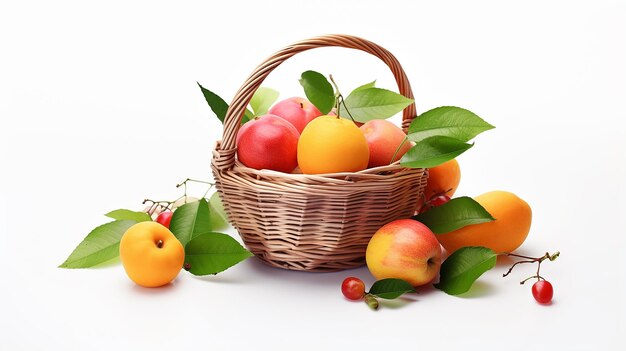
left=360, top=119, right=411, bottom=168
left=366, top=219, right=442, bottom=287
left=268, top=97, right=323, bottom=133
left=236, top=114, right=300, bottom=173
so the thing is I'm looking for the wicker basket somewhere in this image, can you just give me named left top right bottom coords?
left=211, top=34, right=427, bottom=272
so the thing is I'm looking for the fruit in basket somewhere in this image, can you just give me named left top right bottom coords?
left=436, top=190, right=532, bottom=253
left=236, top=114, right=300, bottom=173
left=268, top=97, right=323, bottom=133
left=119, top=221, right=185, bottom=288
left=423, top=159, right=461, bottom=199
left=360, top=119, right=411, bottom=168
left=297, top=115, right=369, bottom=174
left=366, top=219, right=442, bottom=287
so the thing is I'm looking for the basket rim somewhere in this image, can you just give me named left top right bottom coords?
left=212, top=139, right=424, bottom=184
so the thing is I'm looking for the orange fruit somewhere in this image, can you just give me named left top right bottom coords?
left=297, top=115, right=369, bottom=174
left=437, top=191, right=532, bottom=253
left=119, top=222, right=185, bottom=287
left=423, top=159, right=461, bottom=199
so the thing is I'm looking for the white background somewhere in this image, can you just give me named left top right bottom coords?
left=1, top=0, right=625, bottom=350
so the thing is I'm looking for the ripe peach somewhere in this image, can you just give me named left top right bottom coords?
left=360, top=119, right=411, bottom=167
left=424, top=159, right=461, bottom=199
left=297, top=115, right=369, bottom=174
left=366, top=219, right=442, bottom=287
left=268, top=97, right=323, bottom=133
left=236, top=114, right=300, bottom=173
left=437, top=191, right=532, bottom=253
left=119, top=222, right=185, bottom=288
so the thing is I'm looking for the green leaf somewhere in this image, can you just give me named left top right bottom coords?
left=198, top=82, right=228, bottom=123
left=208, top=192, right=229, bottom=230
left=299, top=70, right=335, bottom=114
left=184, top=233, right=253, bottom=275
left=242, top=109, right=254, bottom=124
left=368, top=278, right=416, bottom=299
left=339, top=87, right=413, bottom=122
left=169, top=198, right=212, bottom=247
left=59, top=220, right=136, bottom=268
left=104, top=209, right=151, bottom=223
left=408, top=106, right=495, bottom=142
left=250, top=87, right=279, bottom=116
left=412, top=197, right=495, bottom=234
left=400, top=136, right=473, bottom=168
left=197, top=82, right=252, bottom=125
left=434, top=246, right=497, bottom=295
left=352, top=80, right=376, bottom=92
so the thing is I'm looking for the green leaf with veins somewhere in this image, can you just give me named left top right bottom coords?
left=400, top=136, right=473, bottom=168
left=412, top=197, right=494, bottom=234
left=434, top=246, right=497, bottom=295
left=299, top=70, right=335, bottom=114
left=208, top=192, right=229, bottom=230
left=368, top=278, right=416, bottom=299
left=169, top=198, right=212, bottom=247
left=184, top=233, right=253, bottom=275
left=59, top=220, right=136, bottom=268
left=105, top=209, right=151, bottom=223
left=250, top=87, right=279, bottom=116
left=339, top=87, right=413, bottom=122
left=408, top=106, right=494, bottom=142
left=352, top=80, right=376, bottom=92
left=197, top=82, right=253, bottom=124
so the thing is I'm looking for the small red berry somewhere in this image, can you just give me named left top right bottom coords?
left=156, top=211, right=174, bottom=228
left=341, top=277, right=366, bottom=300
left=532, top=280, right=554, bottom=304
left=430, top=194, right=451, bottom=207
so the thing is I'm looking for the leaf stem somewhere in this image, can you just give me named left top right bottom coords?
left=390, top=136, right=409, bottom=165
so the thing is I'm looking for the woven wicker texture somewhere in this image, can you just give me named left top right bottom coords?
left=211, top=34, right=427, bottom=271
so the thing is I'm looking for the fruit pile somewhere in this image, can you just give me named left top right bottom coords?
left=61, top=68, right=559, bottom=309
left=236, top=89, right=414, bottom=175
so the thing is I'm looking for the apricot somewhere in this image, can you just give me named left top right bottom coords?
left=437, top=191, right=532, bottom=253
left=424, top=159, right=461, bottom=199
left=297, top=115, right=369, bottom=174
left=366, top=219, right=442, bottom=287
left=360, top=119, right=412, bottom=168
left=236, top=114, right=300, bottom=173
left=119, top=222, right=185, bottom=288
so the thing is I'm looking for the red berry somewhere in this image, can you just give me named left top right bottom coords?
left=430, top=194, right=451, bottom=207
left=532, top=280, right=554, bottom=304
left=341, top=277, right=366, bottom=300
left=156, top=211, right=174, bottom=228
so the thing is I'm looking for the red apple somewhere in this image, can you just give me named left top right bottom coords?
left=268, top=97, right=323, bottom=133
left=365, top=219, right=442, bottom=286
left=236, top=114, right=300, bottom=173
left=360, top=120, right=411, bottom=168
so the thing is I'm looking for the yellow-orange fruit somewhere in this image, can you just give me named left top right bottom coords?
left=120, top=222, right=185, bottom=288
left=297, top=115, right=369, bottom=174
left=424, top=159, right=461, bottom=199
left=437, top=190, right=532, bottom=253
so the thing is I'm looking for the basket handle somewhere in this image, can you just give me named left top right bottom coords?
left=214, top=34, right=416, bottom=171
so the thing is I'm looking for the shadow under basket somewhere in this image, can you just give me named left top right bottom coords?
left=211, top=34, right=428, bottom=272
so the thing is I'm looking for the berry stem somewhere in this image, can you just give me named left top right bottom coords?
left=501, top=251, right=560, bottom=284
